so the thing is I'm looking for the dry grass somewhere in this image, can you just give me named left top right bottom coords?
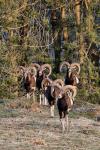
left=0, top=98, right=100, bottom=150
left=33, top=138, right=46, bottom=146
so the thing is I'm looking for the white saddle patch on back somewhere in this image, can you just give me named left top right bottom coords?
left=75, top=76, right=79, bottom=84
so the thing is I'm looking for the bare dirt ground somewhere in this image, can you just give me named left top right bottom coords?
left=0, top=98, right=100, bottom=150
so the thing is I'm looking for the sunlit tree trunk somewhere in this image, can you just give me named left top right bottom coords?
left=84, top=0, right=91, bottom=10
left=86, top=10, right=93, bottom=33
left=75, top=0, right=92, bottom=64
left=75, top=0, right=84, bottom=63
left=75, top=0, right=81, bottom=26
left=61, top=6, right=68, bottom=42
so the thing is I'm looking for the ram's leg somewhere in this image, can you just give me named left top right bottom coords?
left=27, top=93, right=30, bottom=99
left=50, top=105, right=54, bottom=117
left=44, top=96, right=48, bottom=106
left=60, top=118, right=66, bottom=132
left=42, top=93, right=45, bottom=105
left=42, top=93, right=48, bottom=106
left=32, top=92, right=35, bottom=103
left=39, top=94, right=42, bottom=105
left=31, top=87, right=35, bottom=102
left=65, top=114, right=69, bottom=132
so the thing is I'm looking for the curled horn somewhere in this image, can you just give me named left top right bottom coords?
left=63, top=85, right=77, bottom=98
left=51, top=82, right=62, bottom=98
left=60, top=61, right=70, bottom=72
left=70, top=63, right=80, bottom=74
left=19, top=66, right=25, bottom=71
left=42, top=78, right=52, bottom=89
left=41, top=64, right=52, bottom=77
left=28, top=66, right=37, bottom=76
left=31, top=63, right=40, bottom=70
left=53, top=79, right=64, bottom=87
left=18, top=66, right=26, bottom=75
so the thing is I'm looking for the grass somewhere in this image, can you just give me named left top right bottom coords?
left=0, top=98, right=100, bottom=150
left=0, top=107, right=19, bottom=118
left=69, top=111, right=80, bottom=119
left=0, top=99, right=19, bottom=118
left=0, top=97, right=99, bottom=120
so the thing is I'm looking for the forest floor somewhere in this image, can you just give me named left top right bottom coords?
left=0, top=97, right=100, bottom=150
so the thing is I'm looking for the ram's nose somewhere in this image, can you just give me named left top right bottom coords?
left=58, top=94, right=62, bottom=99
left=39, top=71, right=42, bottom=76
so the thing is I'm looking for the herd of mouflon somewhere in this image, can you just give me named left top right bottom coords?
left=18, top=62, right=80, bottom=132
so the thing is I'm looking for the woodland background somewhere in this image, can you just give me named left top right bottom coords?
left=0, top=0, right=100, bottom=104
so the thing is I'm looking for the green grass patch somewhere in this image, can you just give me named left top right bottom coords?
left=0, top=109, right=19, bottom=118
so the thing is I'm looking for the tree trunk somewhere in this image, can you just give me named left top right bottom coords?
left=61, top=7, right=68, bottom=41
left=79, top=32, right=85, bottom=64
left=75, top=0, right=81, bottom=26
